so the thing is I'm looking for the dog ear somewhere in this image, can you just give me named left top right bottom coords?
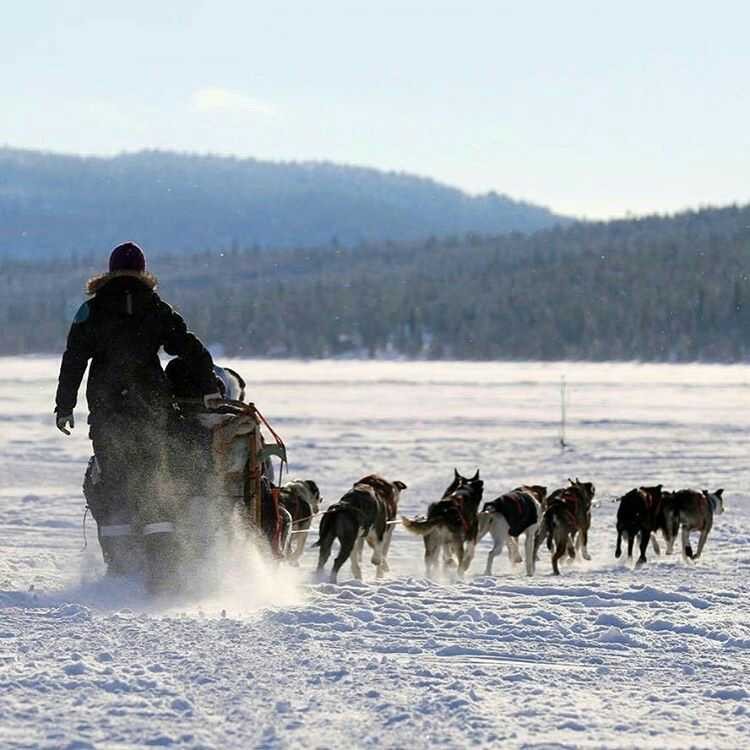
left=454, top=468, right=460, bottom=479
left=715, top=488, right=724, bottom=498
left=305, top=480, right=320, bottom=496
left=394, top=480, right=407, bottom=490
left=471, top=469, right=480, bottom=481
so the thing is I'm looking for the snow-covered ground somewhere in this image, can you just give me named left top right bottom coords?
left=1, top=357, right=749, bottom=749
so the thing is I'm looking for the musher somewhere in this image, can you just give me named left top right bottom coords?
left=54, top=242, right=222, bottom=587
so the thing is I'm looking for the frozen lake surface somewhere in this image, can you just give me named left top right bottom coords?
left=1, top=358, right=749, bottom=748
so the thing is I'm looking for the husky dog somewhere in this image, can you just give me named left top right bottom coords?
left=666, top=488, right=725, bottom=560
left=614, top=484, right=664, bottom=566
left=314, top=475, right=406, bottom=583
left=478, top=485, right=545, bottom=576
left=438, top=469, right=492, bottom=564
left=356, top=475, right=407, bottom=574
left=537, top=478, right=596, bottom=575
left=214, top=365, right=246, bottom=402
left=279, top=480, right=322, bottom=564
left=402, top=472, right=484, bottom=577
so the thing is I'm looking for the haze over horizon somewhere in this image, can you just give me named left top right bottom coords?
left=3, top=1, right=750, bottom=220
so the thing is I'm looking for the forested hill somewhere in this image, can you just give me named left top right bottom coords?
left=0, top=148, right=563, bottom=259
left=4, top=203, right=750, bottom=362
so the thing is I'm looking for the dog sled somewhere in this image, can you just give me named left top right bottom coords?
left=83, top=394, right=288, bottom=592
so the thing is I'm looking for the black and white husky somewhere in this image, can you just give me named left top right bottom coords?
left=402, top=471, right=484, bottom=577
left=477, top=486, right=545, bottom=576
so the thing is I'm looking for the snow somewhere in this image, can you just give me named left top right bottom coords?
left=1, top=357, right=749, bottom=748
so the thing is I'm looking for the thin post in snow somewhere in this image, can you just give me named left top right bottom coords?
left=559, top=375, right=567, bottom=449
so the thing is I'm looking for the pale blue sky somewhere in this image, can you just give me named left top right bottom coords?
left=2, top=0, right=749, bottom=218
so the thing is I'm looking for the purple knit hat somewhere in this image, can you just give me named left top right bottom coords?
left=109, top=242, right=146, bottom=273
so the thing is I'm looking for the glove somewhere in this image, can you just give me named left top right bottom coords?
left=56, top=413, right=74, bottom=435
left=203, top=391, right=223, bottom=409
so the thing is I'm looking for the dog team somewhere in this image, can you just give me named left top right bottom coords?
left=277, top=471, right=725, bottom=582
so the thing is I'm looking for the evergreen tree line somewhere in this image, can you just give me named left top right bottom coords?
left=2, top=204, right=749, bottom=361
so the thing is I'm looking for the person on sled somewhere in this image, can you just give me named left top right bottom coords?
left=54, top=242, right=222, bottom=587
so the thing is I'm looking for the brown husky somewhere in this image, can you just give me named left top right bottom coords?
left=665, top=489, right=725, bottom=560
left=537, top=478, right=596, bottom=575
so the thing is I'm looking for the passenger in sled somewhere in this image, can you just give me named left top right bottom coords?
left=55, top=242, right=222, bottom=590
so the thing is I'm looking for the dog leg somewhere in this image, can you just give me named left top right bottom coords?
left=615, top=528, right=623, bottom=559
left=524, top=525, right=537, bottom=576
left=485, top=529, right=505, bottom=576
left=681, top=525, right=693, bottom=560
left=442, top=541, right=456, bottom=568
left=508, top=536, right=523, bottom=564
left=350, top=535, right=365, bottom=580
left=693, top=522, right=712, bottom=560
left=316, top=532, right=335, bottom=577
left=666, top=535, right=675, bottom=555
left=651, top=534, right=661, bottom=556
left=370, top=532, right=387, bottom=579
left=627, top=532, right=635, bottom=559
left=533, top=524, right=545, bottom=562
left=461, top=538, right=477, bottom=575
left=380, top=525, right=395, bottom=573
left=369, top=531, right=383, bottom=567
left=581, top=525, right=591, bottom=561
left=636, top=529, right=649, bottom=567
left=476, top=511, right=492, bottom=544
left=667, top=514, right=679, bottom=555
left=424, top=534, right=439, bottom=578
left=286, top=530, right=302, bottom=565
left=452, top=540, right=466, bottom=577
left=331, top=533, right=357, bottom=583
left=551, top=536, right=565, bottom=576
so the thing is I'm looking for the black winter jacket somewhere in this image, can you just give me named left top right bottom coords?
left=55, top=271, right=216, bottom=423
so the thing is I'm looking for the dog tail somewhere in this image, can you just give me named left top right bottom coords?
left=313, top=505, right=340, bottom=547
left=401, top=515, right=441, bottom=536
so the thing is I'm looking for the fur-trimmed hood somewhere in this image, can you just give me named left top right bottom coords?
left=86, top=270, right=158, bottom=296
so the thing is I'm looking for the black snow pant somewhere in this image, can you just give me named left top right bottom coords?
left=88, top=409, right=172, bottom=573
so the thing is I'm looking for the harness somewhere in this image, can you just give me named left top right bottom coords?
left=499, top=491, right=537, bottom=536
left=454, top=495, right=470, bottom=533
left=445, top=490, right=477, bottom=536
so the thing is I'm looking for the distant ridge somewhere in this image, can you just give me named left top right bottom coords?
left=0, top=147, right=566, bottom=258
